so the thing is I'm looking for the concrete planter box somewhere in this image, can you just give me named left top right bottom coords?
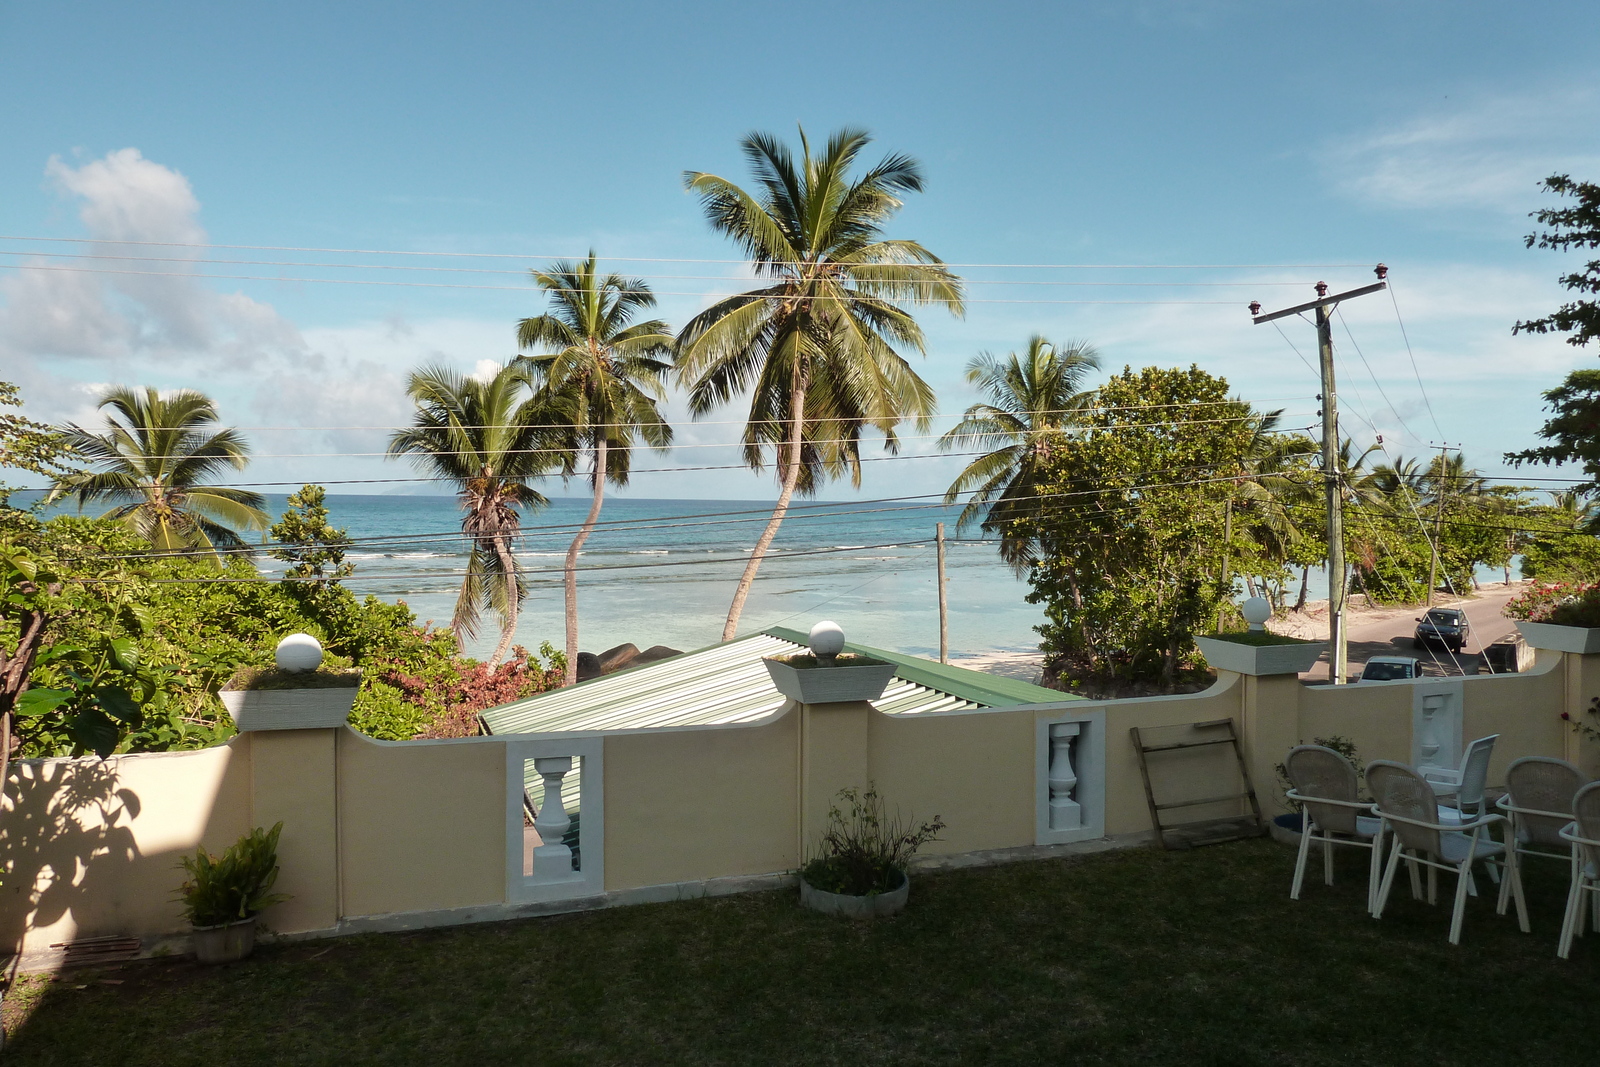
left=219, top=684, right=358, bottom=731
left=763, top=658, right=897, bottom=704
left=799, top=871, right=910, bottom=918
left=1514, top=620, right=1600, bottom=655
left=192, top=918, right=256, bottom=964
left=1194, top=635, right=1326, bottom=677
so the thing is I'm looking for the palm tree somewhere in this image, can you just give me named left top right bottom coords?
left=516, top=254, right=675, bottom=685
left=677, top=127, right=964, bottom=640
left=387, top=363, right=561, bottom=667
left=937, top=337, right=1100, bottom=572
left=46, top=386, right=268, bottom=557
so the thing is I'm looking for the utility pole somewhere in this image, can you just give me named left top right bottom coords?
left=936, top=522, right=949, bottom=664
left=1251, top=265, right=1389, bottom=685
left=1426, top=442, right=1461, bottom=607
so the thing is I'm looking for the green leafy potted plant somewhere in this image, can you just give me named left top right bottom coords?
left=219, top=633, right=361, bottom=730
left=175, top=822, right=290, bottom=964
left=763, top=621, right=898, bottom=704
left=1194, top=597, right=1325, bottom=676
left=1506, top=581, right=1600, bottom=654
left=800, top=786, right=945, bottom=918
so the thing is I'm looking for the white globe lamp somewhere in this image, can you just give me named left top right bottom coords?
left=808, top=620, right=846, bottom=664
left=275, top=633, right=325, bottom=673
left=1241, top=597, right=1273, bottom=632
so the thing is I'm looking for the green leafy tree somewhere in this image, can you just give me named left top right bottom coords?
left=939, top=337, right=1100, bottom=572
left=1519, top=490, right=1600, bottom=582
left=1020, top=366, right=1265, bottom=689
left=387, top=363, right=561, bottom=667
left=1513, top=173, right=1600, bottom=349
left=1509, top=175, right=1600, bottom=492
left=516, top=254, right=674, bottom=684
left=1507, top=370, right=1600, bottom=495
left=45, top=386, right=268, bottom=558
left=269, top=484, right=355, bottom=589
left=676, top=127, right=964, bottom=639
left=1, top=381, right=78, bottom=505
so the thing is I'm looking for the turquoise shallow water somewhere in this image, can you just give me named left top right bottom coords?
left=274, top=494, right=1044, bottom=659
left=29, top=492, right=1047, bottom=659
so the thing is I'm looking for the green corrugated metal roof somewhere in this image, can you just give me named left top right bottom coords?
left=762, top=627, right=1068, bottom=706
left=485, top=630, right=1070, bottom=817
left=481, top=631, right=996, bottom=738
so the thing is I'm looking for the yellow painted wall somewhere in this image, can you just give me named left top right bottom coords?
left=7, top=650, right=1597, bottom=956
left=1101, top=677, right=1245, bottom=835
left=336, top=730, right=506, bottom=918
left=0, top=740, right=252, bottom=957
left=250, top=729, right=339, bottom=933
left=868, top=705, right=1036, bottom=856
left=602, top=710, right=798, bottom=891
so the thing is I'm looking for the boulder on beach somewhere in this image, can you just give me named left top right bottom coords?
left=573, top=643, right=685, bottom=681
left=597, top=643, right=642, bottom=673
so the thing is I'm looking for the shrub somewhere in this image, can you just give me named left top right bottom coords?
left=174, top=823, right=291, bottom=927
left=801, top=786, right=944, bottom=896
left=1504, top=580, right=1600, bottom=627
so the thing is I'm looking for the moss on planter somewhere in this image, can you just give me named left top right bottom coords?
left=1201, top=631, right=1317, bottom=647
left=224, top=666, right=363, bottom=692
left=778, top=654, right=891, bottom=669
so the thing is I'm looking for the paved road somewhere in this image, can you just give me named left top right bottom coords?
left=1301, top=584, right=1523, bottom=682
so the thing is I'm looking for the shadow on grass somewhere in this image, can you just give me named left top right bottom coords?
left=5, top=839, right=1596, bottom=1066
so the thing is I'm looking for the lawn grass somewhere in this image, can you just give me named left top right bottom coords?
left=5, top=838, right=1595, bottom=1066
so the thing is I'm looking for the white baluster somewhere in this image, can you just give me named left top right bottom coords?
left=1049, top=723, right=1082, bottom=830
left=1420, top=696, right=1442, bottom=763
left=531, top=756, right=575, bottom=882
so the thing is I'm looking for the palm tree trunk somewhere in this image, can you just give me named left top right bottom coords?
left=488, top=533, right=521, bottom=670
left=563, top=438, right=608, bottom=685
left=723, top=380, right=806, bottom=641
left=1294, top=565, right=1310, bottom=612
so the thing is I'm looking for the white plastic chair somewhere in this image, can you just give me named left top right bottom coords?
left=1557, top=781, right=1600, bottom=960
left=1368, top=760, right=1523, bottom=945
left=1494, top=756, right=1586, bottom=933
left=1425, top=733, right=1499, bottom=821
left=1284, top=745, right=1384, bottom=913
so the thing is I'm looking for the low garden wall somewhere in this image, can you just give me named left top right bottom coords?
left=3, top=645, right=1596, bottom=966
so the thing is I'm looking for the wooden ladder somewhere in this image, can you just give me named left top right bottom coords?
left=1131, top=718, right=1265, bottom=850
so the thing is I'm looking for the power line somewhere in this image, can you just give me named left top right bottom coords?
left=73, top=397, right=1319, bottom=432
left=1386, top=279, right=1446, bottom=441
left=60, top=462, right=1321, bottom=562
left=0, top=249, right=1324, bottom=288
left=43, top=414, right=1317, bottom=463
left=0, top=235, right=1376, bottom=270
left=0, top=263, right=1249, bottom=305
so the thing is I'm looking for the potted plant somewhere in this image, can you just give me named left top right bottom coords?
left=763, top=620, right=898, bottom=704
left=1506, top=581, right=1600, bottom=654
left=175, top=822, right=291, bottom=964
left=1194, top=596, right=1325, bottom=676
left=799, top=786, right=945, bottom=918
left=219, top=633, right=361, bottom=730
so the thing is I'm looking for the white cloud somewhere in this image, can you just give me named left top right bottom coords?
left=1323, top=83, right=1600, bottom=216
left=0, top=148, right=308, bottom=380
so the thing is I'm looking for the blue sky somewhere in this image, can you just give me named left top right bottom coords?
left=3, top=1, right=1598, bottom=499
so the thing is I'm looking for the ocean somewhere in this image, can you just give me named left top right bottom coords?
left=195, top=494, right=1044, bottom=661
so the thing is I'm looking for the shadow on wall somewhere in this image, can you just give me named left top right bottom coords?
left=0, top=761, right=142, bottom=954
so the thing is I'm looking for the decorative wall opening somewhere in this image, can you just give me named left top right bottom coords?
left=505, top=736, right=604, bottom=904
left=1035, top=708, right=1107, bottom=845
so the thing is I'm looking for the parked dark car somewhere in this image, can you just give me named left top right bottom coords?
left=1415, top=608, right=1470, bottom=652
left=1358, top=656, right=1422, bottom=681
